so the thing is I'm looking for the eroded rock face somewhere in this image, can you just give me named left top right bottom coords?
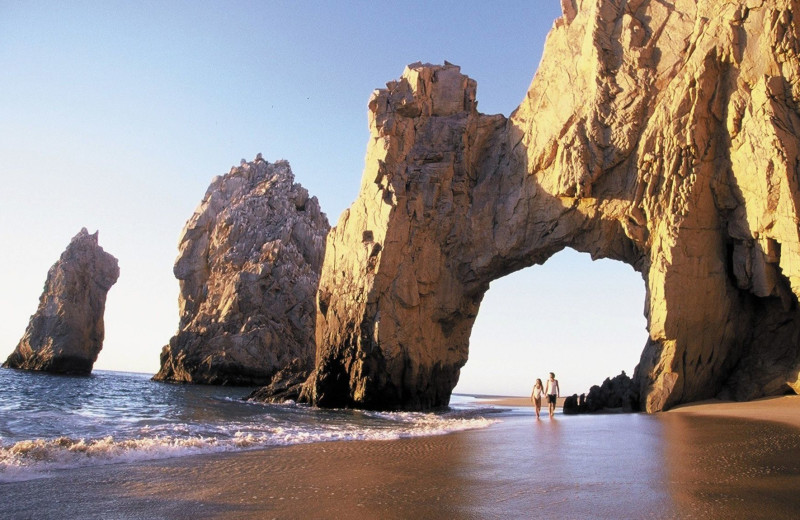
left=154, top=156, right=329, bottom=386
left=564, top=372, right=640, bottom=414
left=304, top=62, right=507, bottom=410
left=305, top=0, right=800, bottom=412
left=3, top=228, right=119, bottom=375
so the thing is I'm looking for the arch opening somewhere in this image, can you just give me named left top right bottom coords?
left=453, top=249, right=647, bottom=399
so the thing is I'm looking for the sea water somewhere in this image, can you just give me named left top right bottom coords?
left=0, top=369, right=497, bottom=482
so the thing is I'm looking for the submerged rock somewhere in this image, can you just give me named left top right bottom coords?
left=154, top=156, right=329, bottom=386
left=3, top=228, right=120, bottom=375
left=305, top=0, right=800, bottom=412
left=245, top=359, right=309, bottom=403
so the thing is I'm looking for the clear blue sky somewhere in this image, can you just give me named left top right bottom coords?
left=0, top=1, right=646, bottom=396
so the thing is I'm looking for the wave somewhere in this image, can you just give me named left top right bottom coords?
left=0, top=411, right=497, bottom=482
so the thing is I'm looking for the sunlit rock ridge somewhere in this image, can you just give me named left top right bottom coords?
left=154, top=156, right=329, bottom=386
left=300, top=0, right=800, bottom=412
left=3, top=228, right=120, bottom=375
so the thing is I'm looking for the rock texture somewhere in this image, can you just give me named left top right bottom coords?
left=564, top=372, right=639, bottom=414
left=154, top=156, right=329, bottom=386
left=3, top=228, right=119, bottom=375
left=304, top=0, right=800, bottom=412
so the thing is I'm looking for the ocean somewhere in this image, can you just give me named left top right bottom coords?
left=0, top=369, right=498, bottom=482
left=5, top=369, right=800, bottom=518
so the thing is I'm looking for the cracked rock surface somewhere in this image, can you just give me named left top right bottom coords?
left=305, top=0, right=800, bottom=411
left=154, top=157, right=329, bottom=386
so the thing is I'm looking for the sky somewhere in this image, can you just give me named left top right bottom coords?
left=0, top=0, right=647, bottom=397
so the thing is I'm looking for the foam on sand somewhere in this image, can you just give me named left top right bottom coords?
left=0, top=409, right=497, bottom=482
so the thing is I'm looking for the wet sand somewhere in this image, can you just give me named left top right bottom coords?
left=474, top=395, right=566, bottom=408
left=3, top=398, right=800, bottom=519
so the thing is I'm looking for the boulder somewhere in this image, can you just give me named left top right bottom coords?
left=154, top=156, right=329, bottom=386
left=246, top=359, right=309, bottom=403
left=585, top=372, right=640, bottom=413
left=3, top=228, right=119, bottom=375
left=562, top=394, right=581, bottom=415
left=304, top=0, right=800, bottom=412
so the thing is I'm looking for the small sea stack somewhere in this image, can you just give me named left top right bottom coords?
left=3, top=228, right=120, bottom=375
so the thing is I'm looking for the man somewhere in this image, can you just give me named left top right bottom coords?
left=545, top=372, right=560, bottom=418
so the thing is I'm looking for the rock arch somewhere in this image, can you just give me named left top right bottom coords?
left=303, top=0, right=800, bottom=412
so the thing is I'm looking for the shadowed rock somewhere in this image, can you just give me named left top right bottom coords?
left=564, top=372, right=640, bottom=414
left=3, top=228, right=119, bottom=375
left=154, top=156, right=329, bottom=386
left=303, top=0, right=800, bottom=412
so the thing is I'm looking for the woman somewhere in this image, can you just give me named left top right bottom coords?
left=545, top=372, right=560, bottom=418
left=530, top=378, right=545, bottom=418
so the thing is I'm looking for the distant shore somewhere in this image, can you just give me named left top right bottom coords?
left=472, top=394, right=566, bottom=408
left=3, top=395, right=799, bottom=519
left=476, top=394, right=800, bottom=429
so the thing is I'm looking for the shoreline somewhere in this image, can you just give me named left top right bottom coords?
left=666, top=394, right=800, bottom=429
left=471, top=394, right=566, bottom=408
left=2, top=396, right=799, bottom=518
left=477, top=393, right=800, bottom=431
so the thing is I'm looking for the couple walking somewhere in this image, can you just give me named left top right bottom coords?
left=530, top=372, right=559, bottom=418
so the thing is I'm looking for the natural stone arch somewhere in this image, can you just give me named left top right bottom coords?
left=302, top=0, right=800, bottom=412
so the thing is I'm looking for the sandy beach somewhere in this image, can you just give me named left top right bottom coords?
left=667, top=394, right=800, bottom=429
left=3, top=397, right=800, bottom=519
left=474, top=395, right=566, bottom=408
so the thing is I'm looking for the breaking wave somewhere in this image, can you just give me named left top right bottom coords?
left=0, top=370, right=499, bottom=482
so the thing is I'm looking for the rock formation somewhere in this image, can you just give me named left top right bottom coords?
left=301, top=0, right=800, bottom=412
left=564, top=372, right=639, bottom=414
left=154, top=156, right=329, bottom=386
left=3, top=228, right=120, bottom=375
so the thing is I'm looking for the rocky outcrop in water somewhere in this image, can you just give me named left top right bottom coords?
left=564, top=372, right=640, bottom=414
left=154, top=156, right=329, bottom=386
left=302, top=0, right=800, bottom=412
left=3, top=228, right=119, bottom=375
left=245, top=359, right=310, bottom=403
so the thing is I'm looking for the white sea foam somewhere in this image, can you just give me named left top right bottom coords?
left=0, top=370, right=501, bottom=483
left=0, top=413, right=497, bottom=482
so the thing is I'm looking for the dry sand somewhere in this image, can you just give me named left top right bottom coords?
left=667, top=394, right=800, bottom=429
left=2, top=397, right=800, bottom=519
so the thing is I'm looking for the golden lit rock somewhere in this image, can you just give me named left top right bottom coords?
left=305, top=0, right=800, bottom=412
left=154, top=157, right=329, bottom=386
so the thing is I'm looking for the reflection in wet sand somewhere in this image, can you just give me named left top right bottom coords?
left=2, top=409, right=799, bottom=518
left=660, top=413, right=800, bottom=519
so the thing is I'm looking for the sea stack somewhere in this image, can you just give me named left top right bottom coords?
left=154, top=156, right=329, bottom=386
left=3, top=228, right=120, bottom=375
left=303, top=0, right=800, bottom=412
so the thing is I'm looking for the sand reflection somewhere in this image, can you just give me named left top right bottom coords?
left=660, top=413, right=800, bottom=518
left=3, top=409, right=799, bottom=519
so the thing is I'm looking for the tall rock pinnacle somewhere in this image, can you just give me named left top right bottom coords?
left=3, top=228, right=120, bottom=375
left=154, top=156, right=330, bottom=386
